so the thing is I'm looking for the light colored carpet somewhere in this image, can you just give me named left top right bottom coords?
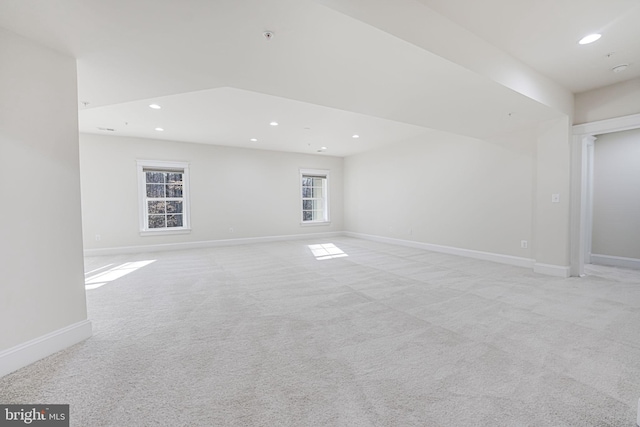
left=1, top=237, right=640, bottom=426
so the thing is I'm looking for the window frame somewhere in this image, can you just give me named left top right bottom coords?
left=137, top=160, right=191, bottom=236
left=300, top=168, right=330, bottom=226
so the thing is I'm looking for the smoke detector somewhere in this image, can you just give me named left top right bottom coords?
left=263, top=31, right=274, bottom=41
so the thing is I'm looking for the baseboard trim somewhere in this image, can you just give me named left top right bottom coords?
left=591, top=254, right=640, bottom=270
left=344, top=232, right=535, bottom=269
left=0, top=320, right=92, bottom=378
left=84, top=230, right=576, bottom=277
left=84, top=231, right=344, bottom=256
left=533, top=263, right=571, bottom=278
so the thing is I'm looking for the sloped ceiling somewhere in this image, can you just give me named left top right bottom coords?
left=418, top=0, right=640, bottom=93
left=0, top=0, right=635, bottom=155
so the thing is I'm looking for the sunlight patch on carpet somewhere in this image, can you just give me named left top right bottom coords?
left=308, top=243, right=348, bottom=260
left=85, top=260, right=156, bottom=290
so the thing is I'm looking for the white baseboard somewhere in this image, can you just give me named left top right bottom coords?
left=344, top=232, right=535, bottom=269
left=85, top=230, right=575, bottom=278
left=84, top=231, right=344, bottom=256
left=0, top=320, right=92, bottom=378
left=533, top=263, right=571, bottom=278
left=591, top=254, right=640, bottom=270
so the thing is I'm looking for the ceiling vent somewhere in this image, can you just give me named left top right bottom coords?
left=612, top=64, right=629, bottom=73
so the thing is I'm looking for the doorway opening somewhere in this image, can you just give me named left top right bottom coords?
left=571, top=113, right=640, bottom=276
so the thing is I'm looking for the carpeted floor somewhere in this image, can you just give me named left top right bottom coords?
left=1, top=237, right=639, bottom=426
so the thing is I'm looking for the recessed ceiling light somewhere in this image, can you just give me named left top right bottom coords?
left=250, top=138, right=258, bottom=142
left=149, top=104, right=161, bottom=109
left=578, top=34, right=601, bottom=45
left=270, top=121, right=278, bottom=126
left=352, top=134, right=360, bottom=139
left=321, top=146, right=327, bottom=150
left=155, top=127, right=164, bottom=132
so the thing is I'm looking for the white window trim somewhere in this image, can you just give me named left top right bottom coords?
left=137, top=159, right=191, bottom=236
left=300, top=168, right=330, bottom=226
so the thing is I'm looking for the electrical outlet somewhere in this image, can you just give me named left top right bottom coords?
left=228, top=227, right=234, bottom=233
left=552, top=194, right=560, bottom=203
left=95, top=234, right=101, bottom=241
left=521, top=240, right=528, bottom=249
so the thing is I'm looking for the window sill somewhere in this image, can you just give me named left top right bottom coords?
left=140, top=228, right=191, bottom=236
left=300, top=221, right=331, bottom=227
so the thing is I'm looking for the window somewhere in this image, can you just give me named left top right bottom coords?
left=300, top=169, right=329, bottom=224
left=137, top=160, right=190, bottom=235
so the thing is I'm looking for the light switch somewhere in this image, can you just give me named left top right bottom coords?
left=552, top=194, right=560, bottom=203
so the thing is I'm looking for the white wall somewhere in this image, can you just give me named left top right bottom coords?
left=344, top=129, right=536, bottom=259
left=79, top=134, right=343, bottom=251
left=592, top=128, right=640, bottom=259
left=533, top=117, right=572, bottom=269
left=0, top=29, right=89, bottom=358
left=574, top=77, right=640, bottom=125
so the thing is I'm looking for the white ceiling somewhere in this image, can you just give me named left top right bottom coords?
left=1, top=0, right=637, bottom=156
left=418, top=0, right=640, bottom=93
left=79, top=87, right=433, bottom=157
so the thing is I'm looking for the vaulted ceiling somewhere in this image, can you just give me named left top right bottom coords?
left=1, top=0, right=637, bottom=156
